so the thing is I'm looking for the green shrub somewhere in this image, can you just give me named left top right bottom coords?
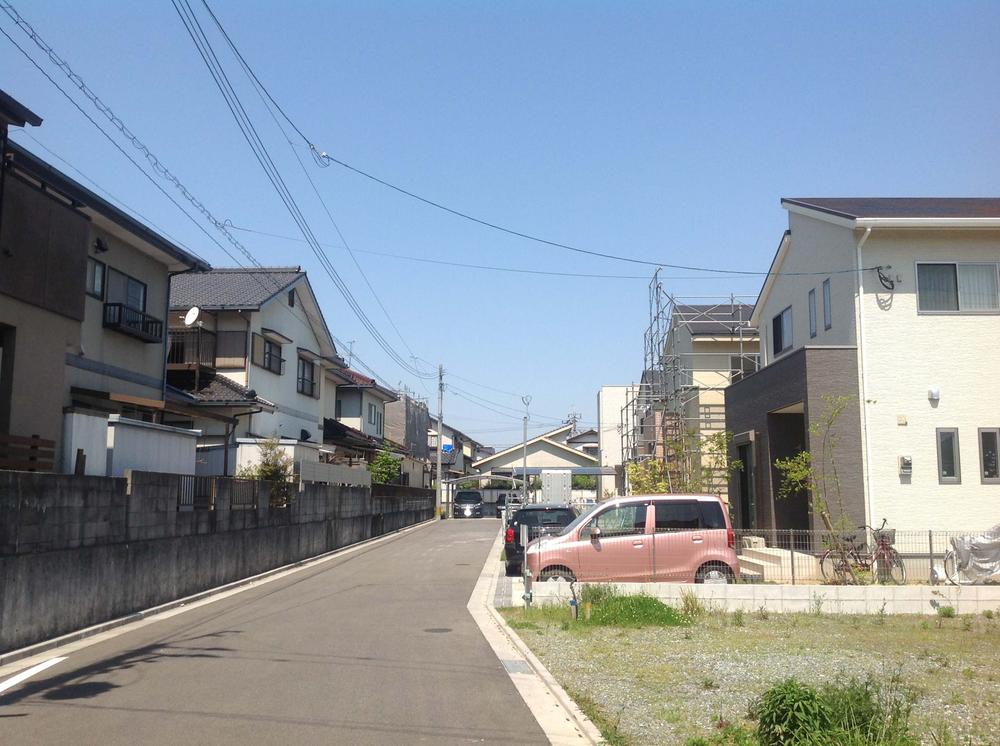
left=733, top=608, right=746, bottom=627
left=937, top=605, right=956, bottom=619
left=753, top=679, right=830, bottom=745
left=587, top=595, right=689, bottom=628
left=580, top=583, right=620, bottom=606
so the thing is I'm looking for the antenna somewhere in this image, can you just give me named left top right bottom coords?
left=183, top=306, right=201, bottom=327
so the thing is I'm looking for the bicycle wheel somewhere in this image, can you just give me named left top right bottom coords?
left=820, top=549, right=850, bottom=584
left=875, top=550, right=906, bottom=584
left=943, top=550, right=965, bottom=585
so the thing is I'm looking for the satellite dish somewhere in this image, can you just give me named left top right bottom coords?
left=183, top=307, right=200, bottom=327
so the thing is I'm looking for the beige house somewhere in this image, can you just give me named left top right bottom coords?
left=1, top=94, right=208, bottom=471
left=726, top=197, right=1000, bottom=533
left=471, top=424, right=600, bottom=482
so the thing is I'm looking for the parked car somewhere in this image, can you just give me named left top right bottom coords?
left=504, top=503, right=578, bottom=576
left=453, top=490, right=484, bottom=519
left=523, top=494, right=738, bottom=584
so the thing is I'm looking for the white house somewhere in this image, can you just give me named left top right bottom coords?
left=334, top=369, right=397, bottom=441
left=471, top=423, right=600, bottom=482
left=725, top=197, right=1000, bottom=533
left=167, top=267, right=346, bottom=471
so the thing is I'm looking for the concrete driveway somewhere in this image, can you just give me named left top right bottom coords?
left=0, top=519, right=547, bottom=745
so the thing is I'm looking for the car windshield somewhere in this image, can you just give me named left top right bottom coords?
left=455, top=492, right=482, bottom=504
left=514, top=508, right=576, bottom=527
left=558, top=502, right=602, bottom=535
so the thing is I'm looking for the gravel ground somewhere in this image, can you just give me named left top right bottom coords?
left=501, top=604, right=1000, bottom=745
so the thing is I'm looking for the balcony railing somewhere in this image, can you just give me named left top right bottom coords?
left=103, top=303, right=163, bottom=343
left=168, top=328, right=217, bottom=368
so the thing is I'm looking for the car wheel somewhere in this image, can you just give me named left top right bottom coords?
left=539, top=568, right=575, bottom=583
left=695, top=563, right=733, bottom=584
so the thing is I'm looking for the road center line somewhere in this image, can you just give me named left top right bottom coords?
left=0, top=656, right=67, bottom=696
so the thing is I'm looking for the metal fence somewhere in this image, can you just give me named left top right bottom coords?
left=519, top=524, right=977, bottom=586
left=176, top=474, right=260, bottom=511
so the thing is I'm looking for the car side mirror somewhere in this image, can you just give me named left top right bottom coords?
left=588, top=526, right=601, bottom=541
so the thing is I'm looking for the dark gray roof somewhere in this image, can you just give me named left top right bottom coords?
left=783, top=197, right=1000, bottom=220
left=168, top=375, right=274, bottom=407
left=170, top=267, right=303, bottom=310
left=0, top=89, right=42, bottom=127
left=672, top=303, right=756, bottom=336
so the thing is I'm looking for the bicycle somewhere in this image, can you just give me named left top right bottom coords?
left=820, top=518, right=906, bottom=584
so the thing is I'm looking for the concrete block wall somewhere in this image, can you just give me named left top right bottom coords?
left=0, top=471, right=435, bottom=653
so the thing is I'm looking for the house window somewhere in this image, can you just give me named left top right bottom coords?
left=980, top=429, right=1000, bottom=483
left=936, top=428, right=961, bottom=484
left=288, top=289, right=295, bottom=307
left=86, top=258, right=105, bottom=299
left=297, top=357, right=317, bottom=397
left=106, top=268, right=146, bottom=311
left=808, top=288, right=817, bottom=338
left=368, top=402, right=376, bottom=425
left=771, top=306, right=792, bottom=355
left=335, top=399, right=342, bottom=419
left=917, top=263, right=1000, bottom=312
left=251, top=333, right=284, bottom=374
left=822, top=278, right=832, bottom=329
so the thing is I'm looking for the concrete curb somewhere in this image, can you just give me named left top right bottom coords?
left=467, top=529, right=604, bottom=745
left=0, top=518, right=436, bottom=671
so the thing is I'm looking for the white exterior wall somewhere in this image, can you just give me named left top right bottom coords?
left=237, top=281, right=324, bottom=442
left=597, top=385, right=632, bottom=497
left=860, top=230, right=1000, bottom=531
left=62, top=411, right=109, bottom=475
left=757, top=214, right=858, bottom=366
left=107, top=416, right=199, bottom=476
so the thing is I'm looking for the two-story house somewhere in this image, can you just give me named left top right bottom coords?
left=1, top=92, right=208, bottom=471
left=333, top=369, right=397, bottom=441
left=167, top=267, right=344, bottom=469
left=726, top=197, right=1000, bottom=533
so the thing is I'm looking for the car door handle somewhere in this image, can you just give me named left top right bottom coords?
left=692, top=535, right=704, bottom=544
left=632, top=541, right=644, bottom=548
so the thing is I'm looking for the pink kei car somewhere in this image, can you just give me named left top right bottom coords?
left=524, top=494, right=739, bottom=584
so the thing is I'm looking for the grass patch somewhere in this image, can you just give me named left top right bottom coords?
left=507, top=619, right=541, bottom=631
left=566, top=687, right=632, bottom=746
left=587, top=594, right=690, bottom=628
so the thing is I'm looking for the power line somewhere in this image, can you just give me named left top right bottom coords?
left=169, top=0, right=433, bottom=381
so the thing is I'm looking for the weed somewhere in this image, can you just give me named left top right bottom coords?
left=810, top=592, right=825, bottom=616
left=752, top=679, right=830, bottom=744
left=876, top=601, right=888, bottom=625
left=680, top=589, right=707, bottom=620
left=587, top=595, right=689, bottom=628
left=960, top=667, right=974, bottom=680
left=920, top=620, right=930, bottom=630
left=580, top=583, right=620, bottom=606
left=508, top=620, right=541, bottom=631
left=732, top=608, right=745, bottom=627
left=961, top=617, right=973, bottom=632
left=756, top=605, right=769, bottom=621
left=559, top=621, right=571, bottom=632
left=699, top=677, right=719, bottom=691
left=937, top=605, right=956, bottom=619
left=983, top=608, right=995, bottom=620
left=565, top=687, right=632, bottom=746
left=947, top=692, right=965, bottom=706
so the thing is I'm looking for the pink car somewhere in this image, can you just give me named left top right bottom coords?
left=524, top=494, right=739, bottom=583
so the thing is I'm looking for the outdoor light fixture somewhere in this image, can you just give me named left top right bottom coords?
left=928, top=388, right=940, bottom=402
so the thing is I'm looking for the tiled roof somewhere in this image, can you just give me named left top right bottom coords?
left=342, top=369, right=376, bottom=386
left=170, top=267, right=303, bottom=310
left=782, top=197, right=1000, bottom=220
left=173, top=375, right=275, bottom=407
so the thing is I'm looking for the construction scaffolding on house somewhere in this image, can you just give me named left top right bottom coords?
left=621, top=270, right=760, bottom=494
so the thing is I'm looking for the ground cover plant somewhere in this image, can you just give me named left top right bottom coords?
left=501, top=586, right=999, bottom=745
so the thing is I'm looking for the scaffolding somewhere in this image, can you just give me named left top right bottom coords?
left=621, top=270, right=760, bottom=494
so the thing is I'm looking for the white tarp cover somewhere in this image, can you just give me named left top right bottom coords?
left=950, top=524, right=1000, bottom=583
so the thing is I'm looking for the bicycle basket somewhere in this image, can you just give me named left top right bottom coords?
left=874, top=528, right=896, bottom=544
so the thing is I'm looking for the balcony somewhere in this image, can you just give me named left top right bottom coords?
left=168, top=327, right=217, bottom=370
left=103, top=303, right=163, bottom=343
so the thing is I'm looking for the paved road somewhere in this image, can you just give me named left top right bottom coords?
left=0, top=519, right=547, bottom=745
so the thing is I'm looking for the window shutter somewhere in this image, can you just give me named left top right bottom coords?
left=251, top=332, right=265, bottom=367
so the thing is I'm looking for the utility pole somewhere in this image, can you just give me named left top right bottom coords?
left=436, top=364, right=444, bottom=518
left=521, top=395, right=531, bottom=503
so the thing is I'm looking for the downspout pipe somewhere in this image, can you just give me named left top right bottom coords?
left=854, top=227, right=874, bottom=530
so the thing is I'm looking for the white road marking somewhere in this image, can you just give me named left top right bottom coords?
left=0, top=656, right=67, bottom=696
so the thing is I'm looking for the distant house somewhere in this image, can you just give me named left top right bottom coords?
left=1, top=91, right=208, bottom=474
left=335, top=369, right=398, bottom=442
left=428, top=419, right=483, bottom=483
left=566, top=428, right=599, bottom=459
left=167, top=267, right=346, bottom=473
left=726, top=197, right=1000, bottom=533
left=385, top=392, right=431, bottom=487
left=597, top=384, right=634, bottom=497
left=471, top=424, right=600, bottom=482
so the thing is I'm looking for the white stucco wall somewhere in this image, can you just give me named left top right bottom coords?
left=597, top=385, right=632, bottom=497
left=860, top=230, right=1000, bottom=531
left=239, top=281, right=325, bottom=442
left=62, top=410, right=109, bottom=475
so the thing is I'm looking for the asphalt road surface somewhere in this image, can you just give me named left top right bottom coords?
left=0, top=519, right=547, bottom=745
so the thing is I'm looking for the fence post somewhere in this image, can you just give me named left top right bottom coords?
left=928, top=529, right=934, bottom=584
left=790, top=529, right=796, bottom=585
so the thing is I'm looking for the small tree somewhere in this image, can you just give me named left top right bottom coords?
left=236, top=437, right=294, bottom=506
left=627, top=430, right=740, bottom=495
left=368, top=444, right=401, bottom=485
left=571, top=474, right=597, bottom=490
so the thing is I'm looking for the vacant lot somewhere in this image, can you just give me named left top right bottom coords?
left=501, top=599, right=1000, bottom=745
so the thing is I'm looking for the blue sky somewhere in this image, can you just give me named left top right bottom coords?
left=3, top=1, right=999, bottom=447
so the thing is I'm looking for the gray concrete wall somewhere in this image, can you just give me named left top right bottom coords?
left=0, top=471, right=435, bottom=653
